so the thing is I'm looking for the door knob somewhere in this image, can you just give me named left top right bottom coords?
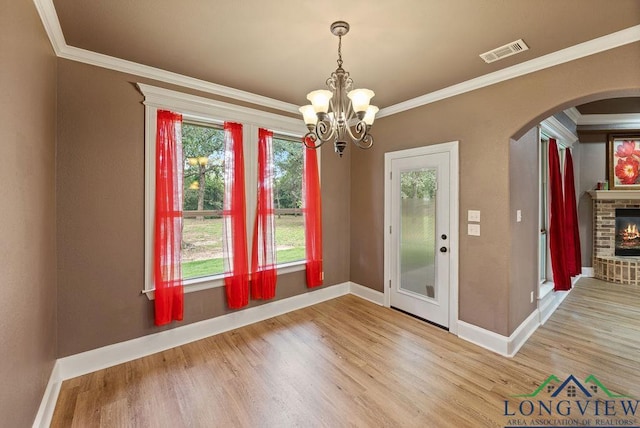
left=441, top=234, right=447, bottom=240
left=440, top=247, right=448, bottom=253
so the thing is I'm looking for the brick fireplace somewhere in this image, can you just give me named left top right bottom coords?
left=590, top=190, right=640, bottom=284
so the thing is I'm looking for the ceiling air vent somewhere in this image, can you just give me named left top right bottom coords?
left=479, top=39, right=529, bottom=63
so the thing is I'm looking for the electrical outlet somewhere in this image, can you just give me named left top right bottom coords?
left=517, top=210, right=522, bottom=222
left=530, top=291, right=534, bottom=303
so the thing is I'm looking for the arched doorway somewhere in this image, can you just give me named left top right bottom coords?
left=511, top=94, right=640, bottom=324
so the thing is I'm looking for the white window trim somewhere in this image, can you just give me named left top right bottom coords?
left=139, top=83, right=310, bottom=300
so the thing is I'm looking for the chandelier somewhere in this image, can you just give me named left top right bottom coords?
left=299, top=21, right=378, bottom=157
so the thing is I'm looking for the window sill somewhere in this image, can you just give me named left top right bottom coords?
left=143, top=260, right=306, bottom=300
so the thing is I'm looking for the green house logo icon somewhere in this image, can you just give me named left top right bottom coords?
left=513, top=374, right=631, bottom=399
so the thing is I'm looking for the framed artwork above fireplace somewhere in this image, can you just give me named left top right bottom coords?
left=607, top=133, right=640, bottom=190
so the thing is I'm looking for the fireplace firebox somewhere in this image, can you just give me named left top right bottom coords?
left=615, top=208, right=640, bottom=256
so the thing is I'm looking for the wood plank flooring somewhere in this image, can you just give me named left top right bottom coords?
left=51, top=278, right=640, bottom=427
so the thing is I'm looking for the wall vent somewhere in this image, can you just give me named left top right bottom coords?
left=479, top=39, right=529, bottom=63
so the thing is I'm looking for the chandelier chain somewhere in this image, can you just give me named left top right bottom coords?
left=337, top=35, right=343, bottom=69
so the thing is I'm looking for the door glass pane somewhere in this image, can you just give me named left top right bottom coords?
left=400, top=169, right=437, bottom=299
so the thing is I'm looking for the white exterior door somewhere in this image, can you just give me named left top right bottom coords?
left=385, top=142, right=458, bottom=330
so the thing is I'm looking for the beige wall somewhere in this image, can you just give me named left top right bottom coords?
left=508, top=127, right=539, bottom=332
left=578, top=142, right=607, bottom=267
left=0, top=1, right=57, bottom=426
left=350, top=42, right=640, bottom=336
left=56, top=60, right=350, bottom=357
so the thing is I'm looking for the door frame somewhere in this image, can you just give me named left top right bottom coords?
left=383, top=141, right=460, bottom=335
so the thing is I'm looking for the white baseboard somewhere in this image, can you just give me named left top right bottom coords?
left=32, top=361, right=61, bottom=428
left=537, top=278, right=575, bottom=325
left=539, top=289, right=570, bottom=325
left=457, top=309, right=540, bottom=357
left=581, top=267, right=594, bottom=277
left=349, top=282, right=384, bottom=305
left=507, top=309, right=540, bottom=356
left=572, top=274, right=582, bottom=286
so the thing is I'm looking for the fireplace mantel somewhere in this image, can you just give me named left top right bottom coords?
left=588, top=190, right=640, bottom=200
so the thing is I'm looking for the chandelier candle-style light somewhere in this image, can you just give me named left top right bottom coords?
left=299, top=21, right=378, bottom=157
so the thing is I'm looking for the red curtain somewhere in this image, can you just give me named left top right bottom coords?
left=563, top=148, right=582, bottom=277
left=303, top=138, right=323, bottom=287
left=223, top=122, right=249, bottom=308
left=548, top=139, right=571, bottom=291
left=251, top=128, right=277, bottom=300
left=154, top=110, right=184, bottom=326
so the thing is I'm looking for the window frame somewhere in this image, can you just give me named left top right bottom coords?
left=139, top=83, right=311, bottom=299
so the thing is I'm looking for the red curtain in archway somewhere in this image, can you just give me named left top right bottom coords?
left=564, top=148, right=582, bottom=277
left=548, top=139, right=571, bottom=291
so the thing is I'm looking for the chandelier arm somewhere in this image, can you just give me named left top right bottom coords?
left=344, top=121, right=360, bottom=142
left=343, top=119, right=374, bottom=149
left=344, top=112, right=365, bottom=141
left=315, top=118, right=336, bottom=143
left=337, top=92, right=355, bottom=138
left=353, top=132, right=374, bottom=149
left=302, top=132, right=329, bottom=150
left=328, top=95, right=337, bottom=121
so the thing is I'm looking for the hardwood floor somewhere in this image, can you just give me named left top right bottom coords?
left=51, top=278, right=640, bottom=427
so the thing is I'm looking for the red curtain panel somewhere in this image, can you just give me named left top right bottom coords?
left=154, top=110, right=184, bottom=326
left=548, top=139, right=571, bottom=291
left=563, top=148, right=582, bottom=277
left=251, top=128, right=277, bottom=300
left=223, top=122, right=249, bottom=309
left=303, top=139, right=323, bottom=287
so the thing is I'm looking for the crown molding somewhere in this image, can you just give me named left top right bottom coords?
left=563, top=107, right=581, bottom=124
left=33, top=0, right=640, bottom=119
left=562, top=108, right=640, bottom=128
left=577, top=113, right=640, bottom=126
left=32, top=0, right=300, bottom=115
left=378, top=25, right=640, bottom=118
left=541, top=116, right=578, bottom=145
left=58, top=45, right=301, bottom=115
left=32, top=0, right=65, bottom=55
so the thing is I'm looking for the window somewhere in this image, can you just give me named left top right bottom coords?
left=272, top=135, right=305, bottom=264
left=181, top=122, right=225, bottom=280
left=140, top=83, right=311, bottom=297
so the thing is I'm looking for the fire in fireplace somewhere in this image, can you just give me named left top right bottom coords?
left=615, top=208, right=640, bottom=256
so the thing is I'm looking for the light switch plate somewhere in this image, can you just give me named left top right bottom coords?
left=516, top=210, right=522, bottom=222
left=468, top=224, right=481, bottom=236
left=468, top=210, right=481, bottom=222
